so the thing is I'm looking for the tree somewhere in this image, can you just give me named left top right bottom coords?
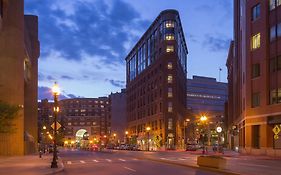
left=0, top=101, right=20, bottom=133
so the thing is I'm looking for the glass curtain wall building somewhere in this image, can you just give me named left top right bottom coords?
left=125, top=10, right=188, bottom=150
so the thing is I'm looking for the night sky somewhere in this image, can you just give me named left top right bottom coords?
left=24, top=0, right=233, bottom=100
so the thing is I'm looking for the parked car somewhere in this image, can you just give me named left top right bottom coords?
left=90, top=144, right=99, bottom=151
left=186, top=143, right=198, bottom=151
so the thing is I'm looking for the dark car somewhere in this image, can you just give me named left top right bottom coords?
left=186, top=144, right=198, bottom=151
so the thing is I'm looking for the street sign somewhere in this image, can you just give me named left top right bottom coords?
left=51, top=122, right=61, bottom=130
left=272, top=125, right=281, bottom=135
left=274, top=134, right=279, bottom=140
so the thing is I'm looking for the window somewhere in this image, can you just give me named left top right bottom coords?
left=167, top=62, right=173, bottom=69
left=252, top=125, right=260, bottom=149
left=252, top=4, right=260, bottom=21
left=270, top=56, right=281, bottom=72
left=252, top=64, right=260, bottom=78
left=168, top=88, right=173, bottom=98
left=168, top=102, right=173, bottom=112
left=165, top=34, right=175, bottom=40
left=252, top=33, right=260, bottom=50
left=270, top=0, right=281, bottom=10
left=270, top=25, right=276, bottom=41
left=166, top=45, right=174, bottom=52
left=278, top=23, right=281, bottom=37
left=168, top=118, right=173, bottom=130
left=165, top=20, right=175, bottom=28
left=0, top=0, right=3, bottom=18
left=167, top=75, right=173, bottom=83
left=270, top=88, right=281, bottom=104
left=252, top=93, right=260, bottom=107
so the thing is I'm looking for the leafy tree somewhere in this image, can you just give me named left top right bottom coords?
left=0, top=101, right=20, bottom=133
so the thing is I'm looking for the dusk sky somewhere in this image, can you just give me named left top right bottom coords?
left=25, top=0, right=233, bottom=100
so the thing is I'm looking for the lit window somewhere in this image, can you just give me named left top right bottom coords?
left=165, top=34, right=175, bottom=40
left=68, top=122, right=71, bottom=126
left=81, top=109, right=86, bottom=112
left=101, top=105, right=104, bottom=108
left=166, top=45, right=174, bottom=52
left=168, top=88, right=173, bottom=98
left=278, top=23, right=281, bottom=37
left=167, top=75, right=173, bottom=83
left=168, top=118, right=173, bottom=130
left=270, top=0, right=281, bottom=10
left=252, top=33, right=260, bottom=50
left=168, top=102, right=173, bottom=112
left=252, top=4, right=260, bottom=21
left=270, top=88, right=281, bottom=104
left=165, top=20, right=175, bottom=28
left=167, top=62, right=173, bottom=69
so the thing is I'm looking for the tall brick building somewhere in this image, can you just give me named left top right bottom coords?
left=227, top=0, right=281, bottom=156
left=0, top=0, right=40, bottom=155
left=126, top=10, right=188, bottom=150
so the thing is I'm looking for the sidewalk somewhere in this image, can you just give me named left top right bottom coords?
left=0, top=154, right=64, bottom=175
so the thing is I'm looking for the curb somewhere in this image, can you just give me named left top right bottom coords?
left=137, top=156, right=240, bottom=175
left=44, top=158, right=64, bottom=175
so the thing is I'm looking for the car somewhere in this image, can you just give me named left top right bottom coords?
left=186, top=144, right=198, bottom=151
left=90, top=144, right=99, bottom=151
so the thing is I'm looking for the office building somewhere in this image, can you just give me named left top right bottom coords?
left=125, top=10, right=188, bottom=150
left=227, top=0, right=281, bottom=156
left=186, top=76, right=228, bottom=144
left=0, top=0, right=40, bottom=155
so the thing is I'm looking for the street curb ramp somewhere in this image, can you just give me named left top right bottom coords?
left=44, top=157, right=64, bottom=175
left=137, top=156, right=240, bottom=175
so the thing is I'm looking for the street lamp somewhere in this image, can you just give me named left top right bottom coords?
left=43, top=125, right=47, bottom=130
left=200, top=115, right=208, bottom=154
left=184, top=118, right=190, bottom=149
left=146, top=127, right=151, bottom=151
left=113, top=133, right=116, bottom=144
left=125, top=131, right=128, bottom=144
left=51, top=82, right=60, bottom=168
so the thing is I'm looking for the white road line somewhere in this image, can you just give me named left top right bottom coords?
left=178, top=158, right=186, bottom=161
left=93, top=160, right=99, bottom=163
left=124, top=167, right=137, bottom=172
left=239, top=163, right=269, bottom=168
left=119, top=159, right=126, bottom=162
left=80, top=160, right=86, bottom=164
left=66, top=161, right=72, bottom=165
left=132, top=158, right=138, bottom=161
left=106, top=159, right=112, bottom=162
left=160, top=158, right=167, bottom=160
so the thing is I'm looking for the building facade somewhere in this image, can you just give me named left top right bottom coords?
left=186, top=76, right=228, bottom=145
left=60, top=98, right=110, bottom=147
left=0, top=0, right=40, bottom=155
left=109, top=89, right=127, bottom=144
left=125, top=10, right=188, bottom=150
left=227, top=0, right=281, bottom=156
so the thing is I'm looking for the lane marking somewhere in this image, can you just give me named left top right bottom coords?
left=160, top=158, right=167, bottom=160
left=239, top=163, right=269, bottom=168
left=66, top=161, right=72, bottom=165
left=132, top=158, right=138, bottom=161
left=124, top=167, right=136, bottom=172
left=178, top=158, right=186, bottom=161
left=80, top=160, right=85, bottom=164
left=119, top=159, right=126, bottom=162
left=93, top=160, right=99, bottom=162
left=106, top=159, right=112, bottom=162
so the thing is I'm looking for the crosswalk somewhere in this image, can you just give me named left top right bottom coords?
left=65, top=158, right=138, bottom=165
left=65, top=157, right=196, bottom=165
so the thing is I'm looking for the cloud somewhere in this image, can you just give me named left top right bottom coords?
left=203, top=35, right=231, bottom=52
left=61, top=75, right=74, bottom=80
left=105, top=79, right=125, bottom=88
left=38, top=86, right=82, bottom=100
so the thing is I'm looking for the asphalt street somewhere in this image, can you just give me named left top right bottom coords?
left=58, top=149, right=217, bottom=175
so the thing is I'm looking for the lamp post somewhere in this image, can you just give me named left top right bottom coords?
left=184, top=119, right=190, bottom=149
left=113, top=133, right=116, bottom=144
left=146, top=127, right=151, bottom=151
left=200, top=115, right=207, bottom=154
left=125, top=131, right=128, bottom=144
left=51, top=82, right=60, bottom=168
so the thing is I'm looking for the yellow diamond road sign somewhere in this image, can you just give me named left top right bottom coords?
left=273, top=125, right=281, bottom=135
left=274, top=134, right=279, bottom=140
left=51, top=122, right=61, bottom=130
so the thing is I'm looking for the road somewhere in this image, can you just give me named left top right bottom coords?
left=58, top=149, right=217, bottom=175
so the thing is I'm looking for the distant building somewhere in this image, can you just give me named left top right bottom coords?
left=60, top=98, right=110, bottom=146
left=125, top=10, right=188, bottom=150
left=38, top=99, right=54, bottom=144
left=0, top=0, right=40, bottom=155
left=109, top=89, right=127, bottom=143
left=227, top=0, right=281, bottom=156
left=186, top=76, right=228, bottom=144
